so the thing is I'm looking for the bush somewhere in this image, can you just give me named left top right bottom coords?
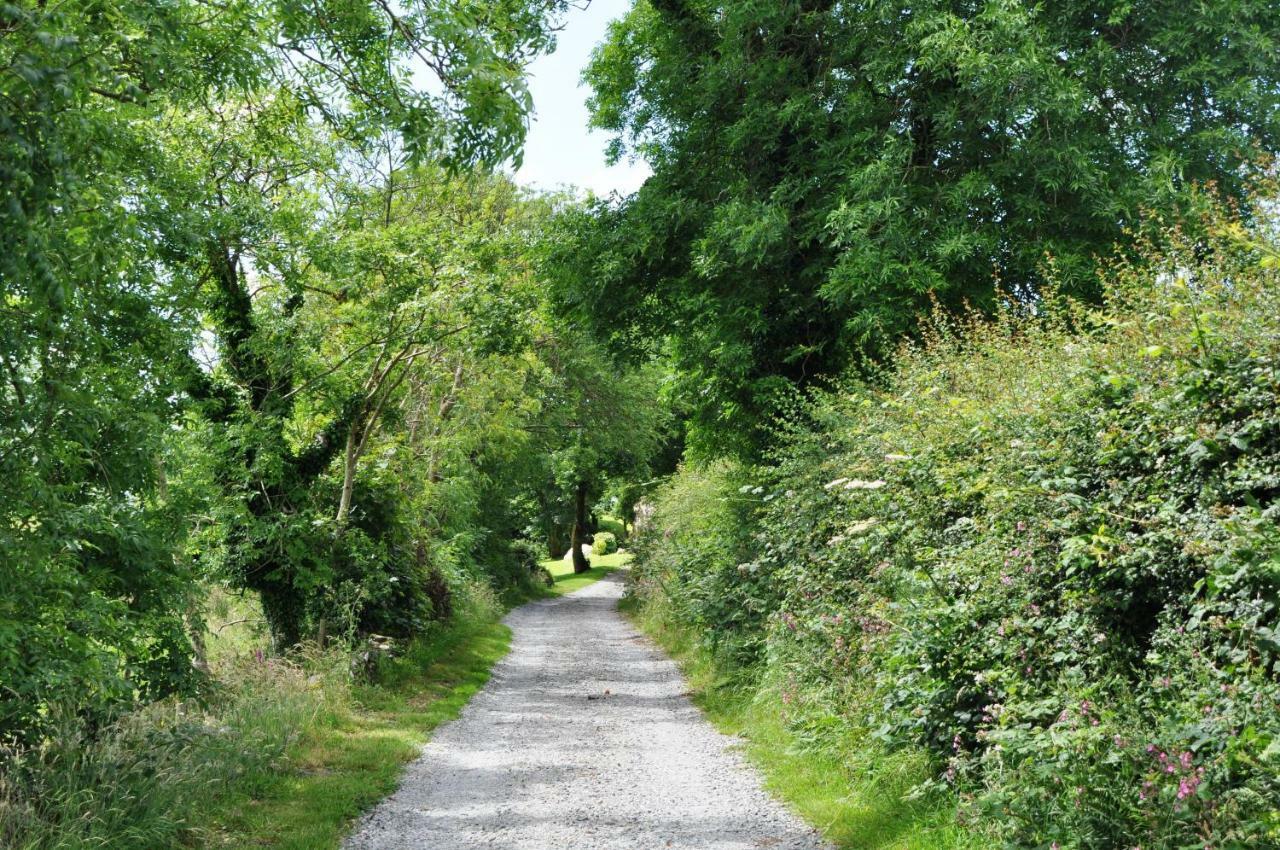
left=510, top=538, right=554, bottom=588
left=591, top=531, right=618, bottom=555
left=630, top=462, right=777, bottom=667
left=632, top=193, right=1280, bottom=847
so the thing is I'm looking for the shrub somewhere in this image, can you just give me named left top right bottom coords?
left=632, top=191, right=1280, bottom=847
left=591, top=531, right=618, bottom=555
left=630, top=461, right=778, bottom=666
left=510, top=538, right=554, bottom=588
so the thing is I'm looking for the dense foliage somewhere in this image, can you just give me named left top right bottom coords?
left=0, top=0, right=674, bottom=745
left=551, top=0, right=1280, bottom=454
left=6, top=1, right=1280, bottom=848
left=629, top=197, right=1280, bottom=846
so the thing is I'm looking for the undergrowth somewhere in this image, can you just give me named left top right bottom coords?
left=627, top=190, right=1280, bottom=847
left=0, top=579, right=519, bottom=850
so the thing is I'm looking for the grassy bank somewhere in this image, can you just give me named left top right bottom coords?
left=200, top=614, right=511, bottom=849
left=203, top=556, right=629, bottom=847
left=2, top=560, right=628, bottom=850
left=619, top=591, right=987, bottom=850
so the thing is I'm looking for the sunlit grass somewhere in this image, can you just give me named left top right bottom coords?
left=200, top=617, right=512, bottom=849
left=540, top=550, right=631, bottom=596
left=198, top=552, right=632, bottom=848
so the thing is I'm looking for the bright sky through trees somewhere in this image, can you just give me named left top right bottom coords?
left=515, top=0, right=650, bottom=196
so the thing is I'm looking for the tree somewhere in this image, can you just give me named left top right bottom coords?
left=530, top=337, right=668, bottom=573
left=554, top=0, right=1280, bottom=455
left=0, top=0, right=574, bottom=731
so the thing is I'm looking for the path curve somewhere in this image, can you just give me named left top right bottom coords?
left=344, top=571, right=831, bottom=850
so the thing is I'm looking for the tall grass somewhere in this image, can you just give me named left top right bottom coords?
left=0, top=579, right=508, bottom=850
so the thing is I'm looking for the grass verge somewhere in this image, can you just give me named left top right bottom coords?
left=619, top=593, right=988, bottom=850
left=199, top=615, right=511, bottom=849
left=1, top=561, right=632, bottom=850
left=203, top=558, right=627, bottom=847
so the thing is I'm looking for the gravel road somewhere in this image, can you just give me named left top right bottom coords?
left=344, top=570, right=831, bottom=850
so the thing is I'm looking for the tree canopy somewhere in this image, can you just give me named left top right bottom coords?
left=0, top=0, right=632, bottom=737
left=550, top=0, right=1280, bottom=454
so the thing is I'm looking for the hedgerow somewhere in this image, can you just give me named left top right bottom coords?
left=630, top=192, right=1280, bottom=847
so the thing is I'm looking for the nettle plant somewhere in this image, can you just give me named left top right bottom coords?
left=755, top=193, right=1280, bottom=847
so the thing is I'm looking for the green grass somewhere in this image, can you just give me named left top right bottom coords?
left=200, top=616, right=512, bottom=849
left=595, top=514, right=627, bottom=540
left=1, top=563, right=627, bottom=850
left=539, top=550, right=631, bottom=596
left=200, top=560, right=629, bottom=849
left=620, top=594, right=988, bottom=850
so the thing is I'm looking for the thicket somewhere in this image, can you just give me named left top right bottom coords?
left=0, top=0, right=678, bottom=756
left=629, top=196, right=1280, bottom=847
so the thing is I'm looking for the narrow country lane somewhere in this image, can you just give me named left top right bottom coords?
left=344, top=572, right=831, bottom=850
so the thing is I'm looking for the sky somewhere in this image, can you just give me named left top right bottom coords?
left=513, top=0, right=651, bottom=197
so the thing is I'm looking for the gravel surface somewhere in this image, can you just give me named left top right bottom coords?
left=344, top=571, right=831, bottom=850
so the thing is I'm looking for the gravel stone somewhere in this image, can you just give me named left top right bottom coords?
left=343, top=572, right=831, bottom=850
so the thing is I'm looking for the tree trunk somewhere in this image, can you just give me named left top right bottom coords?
left=571, top=481, right=590, bottom=574
left=336, top=428, right=358, bottom=526
left=427, top=361, right=465, bottom=484
left=547, top=522, right=566, bottom=559
left=260, top=583, right=304, bottom=654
